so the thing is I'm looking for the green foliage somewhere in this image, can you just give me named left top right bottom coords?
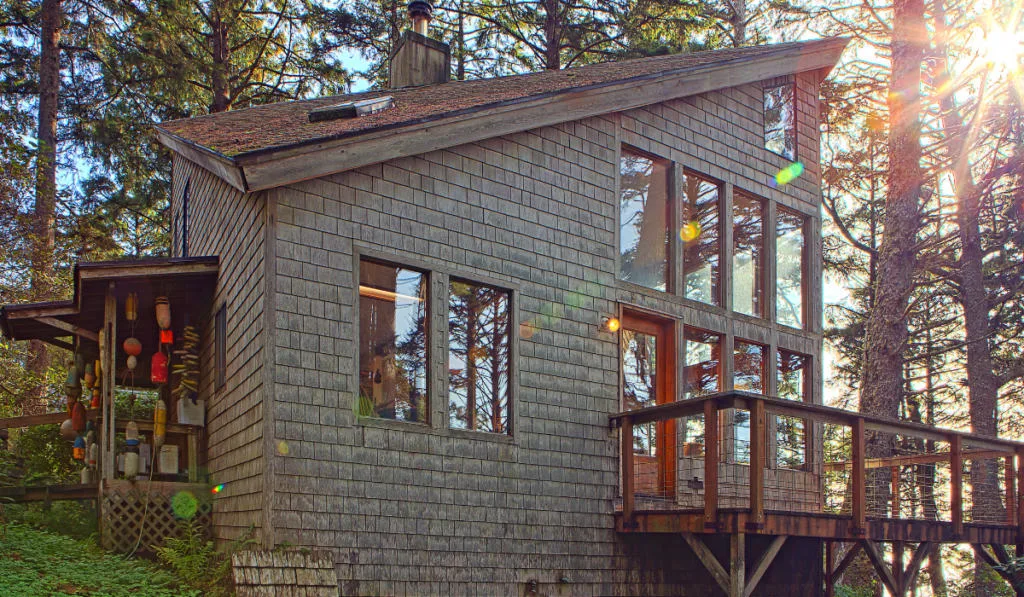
left=2, top=501, right=97, bottom=540
left=0, top=523, right=196, bottom=596
left=153, top=519, right=256, bottom=597
left=835, top=584, right=875, bottom=597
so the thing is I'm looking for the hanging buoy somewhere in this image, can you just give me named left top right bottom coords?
left=81, top=466, right=91, bottom=484
left=88, top=442, right=98, bottom=470
left=127, top=355, right=138, bottom=371
left=153, top=399, right=167, bottom=448
left=125, top=420, right=140, bottom=479
left=83, top=362, right=95, bottom=389
left=91, top=387, right=101, bottom=409
left=73, top=436, right=86, bottom=460
left=98, top=329, right=106, bottom=360
left=123, top=337, right=142, bottom=356
left=65, top=364, right=81, bottom=399
left=60, top=418, right=76, bottom=441
left=71, top=400, right=87, bottom=434
left=125, top=292, right=138, bottom=322
left=155, top=296, right=171, bottom=330
left=151, top=351, right=168, bottom=384
left=95, top=359, right=102, bottom=382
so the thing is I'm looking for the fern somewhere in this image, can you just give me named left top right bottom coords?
left=153, top=520, right=256, bottom=597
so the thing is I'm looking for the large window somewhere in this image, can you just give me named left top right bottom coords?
left=764, top=82, right=797, bottom=160
left=622, top=329, right=658, bottom=455
left=683, top=328, right=722, bottom=398
left=733, top=340, right=766, bottom=464
left=681, top=172, right=721, bottom=306
left=359, top=259, right=429, bottom=423
left=777, top=208, right=806, bottom=329
left=733, top=192, right=764, bottom=318
left=777, top=349, right=810, bottom=469
left=619, top=148, right=670, bottom=292
left=448, top=280, right=512, bottom=434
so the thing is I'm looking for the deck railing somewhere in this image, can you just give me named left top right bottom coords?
left=610, top=391, right=1024, bottom=542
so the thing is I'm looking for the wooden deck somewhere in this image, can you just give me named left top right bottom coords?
left=611, top=391, right=1024, bottom=596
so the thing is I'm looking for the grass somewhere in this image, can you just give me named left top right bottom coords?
left=0, top=524, right=200, bottom=596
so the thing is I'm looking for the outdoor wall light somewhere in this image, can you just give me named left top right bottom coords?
left=604, top=317, right=621, bottom=333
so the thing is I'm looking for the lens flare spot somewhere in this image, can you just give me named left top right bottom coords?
left=171, top=491, right=199, bottom=519
left=774, top=162, right=805, bottom=187
left=605, top=317, right=621, bottom=333
left=277, top=440, right=290, bottom=456
left=680, top=221, right=702, bottom=242
left=211, top=484, right=225, bottom=494
left=519, top=322, right=536, bottom=339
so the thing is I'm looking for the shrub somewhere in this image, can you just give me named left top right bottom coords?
left=153, top=519, right=256, bottom=597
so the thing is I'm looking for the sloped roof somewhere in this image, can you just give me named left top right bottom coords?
left=156, top=37, right=848, bottom=191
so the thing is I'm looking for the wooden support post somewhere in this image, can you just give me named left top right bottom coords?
left=1017, top=448, right=1024, bottom=555
left=187, top=429, right=199, bottom=483
left=743, top=535, right=786, bottom=597
left=705, top=399, right=719, bottom=529
left=891, top=465, right=901, bottom=518
left=749, top=398, right=765, bottom=529
left=951, top=435, right=963, bottom=538
left=903, top=542, right=931, bottom=594
left=102, top=283, right=117, bottom=481
left=621, top=415, right=634, bottom=526
left=893, top=541, right=905, bottom=595
left=851, top=418, right=866, bottom=534
left=829, top=542, right=864, bottom=590
left=825, top=541, right=834, bottom=597
left=861, top=540, right=899, bottom=597
left=683, top=532, right=731, bottom=595
left=730, top=532, right=745, bottom=597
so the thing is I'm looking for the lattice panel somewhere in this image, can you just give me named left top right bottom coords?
left=100, top=480, right=212, bottom=554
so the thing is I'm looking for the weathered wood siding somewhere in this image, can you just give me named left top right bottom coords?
left=171, top=156, right=268, bottom=542
left=263, top=72, right=827, bottom=595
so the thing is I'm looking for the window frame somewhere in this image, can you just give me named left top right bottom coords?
left=775, top=206, right=808, bottom=330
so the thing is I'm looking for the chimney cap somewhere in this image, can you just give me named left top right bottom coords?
left=408, top=0, right=432, bottom=19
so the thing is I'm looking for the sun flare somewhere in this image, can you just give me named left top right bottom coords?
left=977, top=25, right=1024, bottom=71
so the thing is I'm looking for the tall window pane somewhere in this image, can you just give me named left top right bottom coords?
left=777, top=350, right=810, bottom=469
left=733, top=192, right=764, bottom=318
left=777, top=209, right=805, bottom=328
left=683, top=328, right=722, bottom=399
left=733, top=340, right=765, bottom=464
left=448, top=280, right=511, bottom=434
left=619, top=149, right=670, bottom=291
left=359, top=260, right=428, bottom=423
left=622, top=330, right=657, bottom=456
left=682, top=172, right=720, bottom=306
left=764, top=83, right=796, bottom=160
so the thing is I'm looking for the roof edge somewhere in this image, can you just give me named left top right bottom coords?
left=155, top=128, right=248, bottom=192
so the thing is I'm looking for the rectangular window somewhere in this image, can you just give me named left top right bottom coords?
left=683, top=328, right=722, bottom=399
left=733, top=192, right=764, bottom=318
left=359, top=259, right=429, bottom=423
left=619, top=148, right=670, bottom=292
left=776, top=208, right=806, bottom=329
left=448, top=279, right=511, bottom=434
left=777, top=349, right=810, bottom=469
left=764, top=83, right=797, bottom=160
left=732, top=340, right=766, bottom=464
left=622, top=329, right=658, bottom=456
left=681, top=172, right=721, bottom=306
left=215, top=305, right=226, bottom=390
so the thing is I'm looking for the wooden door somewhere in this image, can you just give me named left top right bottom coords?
left=620, top=311, right=677, bottom=498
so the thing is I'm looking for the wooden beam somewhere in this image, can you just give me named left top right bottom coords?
left=902, top=542, right=931, bottom=593
left=1017, top=448, right=1024, bottom=551
left=743, top=535, right=787, bottom=597
left=861, top=540, right=899, bottom=597
left=101, top=284, right=117, bottom=481
left=0, top=483, right=98, bottom=503
left=730, top=533, right=745, bottom=597
left=749, top=399, right=766, bottom=529
left=1007, top=456, right=1017, bottom=526
left=36, top=316, right=98, bottom=342
left=705, top=398, right=719, bottom=528
left=621, top=415, right=634, bottom=525
left=822, top=449, right=1012, bottom=472
left=0, top=409, right=98, bottom=430
left=683, top=532, right=731, bottom=595
left=851, top=417, right=866, bottom=534
left=829, top=542, right=864, bottom=587
left=891, top=467, right=901, bottom=517
left=973, top=543, right=1001, bottom=569
left=952, top=435, right=963, bottom=538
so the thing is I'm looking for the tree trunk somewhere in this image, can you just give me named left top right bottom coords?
left=26, top=0, right=62, bottom=415
left=729, top=0, right=746, bottom=47
left=543, top=0, right=560, bottom=69
left=210, top=4, right=231, bottom=113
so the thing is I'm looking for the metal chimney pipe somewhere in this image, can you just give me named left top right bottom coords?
left=408, top=0, right=432, bottom=35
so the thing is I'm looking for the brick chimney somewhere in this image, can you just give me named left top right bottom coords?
left=389, top=0, right=450, bottom=88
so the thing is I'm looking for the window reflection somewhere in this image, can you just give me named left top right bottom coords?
left=448, top=280, right=511, bottom=434
left=777, top=208, right=805, bottom=328
left=733, top=340, right=765, bottom=464
left=682, top=172, right=720, bottom=306
left=619, top=149, right=670, bottom=291
left=684, top=328, right=722, bottom=398
left=359, top=260, right=429, bottom=423
left=622, top=329, right=657, bottom=456
left=764, top=83, right=796, bottom=160
left=733, top=192, right=764, bottom=318
left=777, top=350, right=810, bottom=469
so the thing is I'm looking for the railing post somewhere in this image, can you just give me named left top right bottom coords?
left=1005, top=454, right=1016, bottom=527
left=704, top=399, right=719, bottom=529
left=890, top=465, right=901, bottom=518
left=951, top=435, right=963, bottom=538
left=851, top=417, right=866, bottom=534
left=1016, top=448, right=1024, bottom=552
left=749, top=397, right=765, bottom=530
left=621, top=415, right=634, bottom=527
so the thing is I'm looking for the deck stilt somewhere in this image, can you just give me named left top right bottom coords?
left=683, top=532, right=787, bottom=597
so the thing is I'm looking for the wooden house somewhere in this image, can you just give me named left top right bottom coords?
left=4, top=5, right=1024, bottom=596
